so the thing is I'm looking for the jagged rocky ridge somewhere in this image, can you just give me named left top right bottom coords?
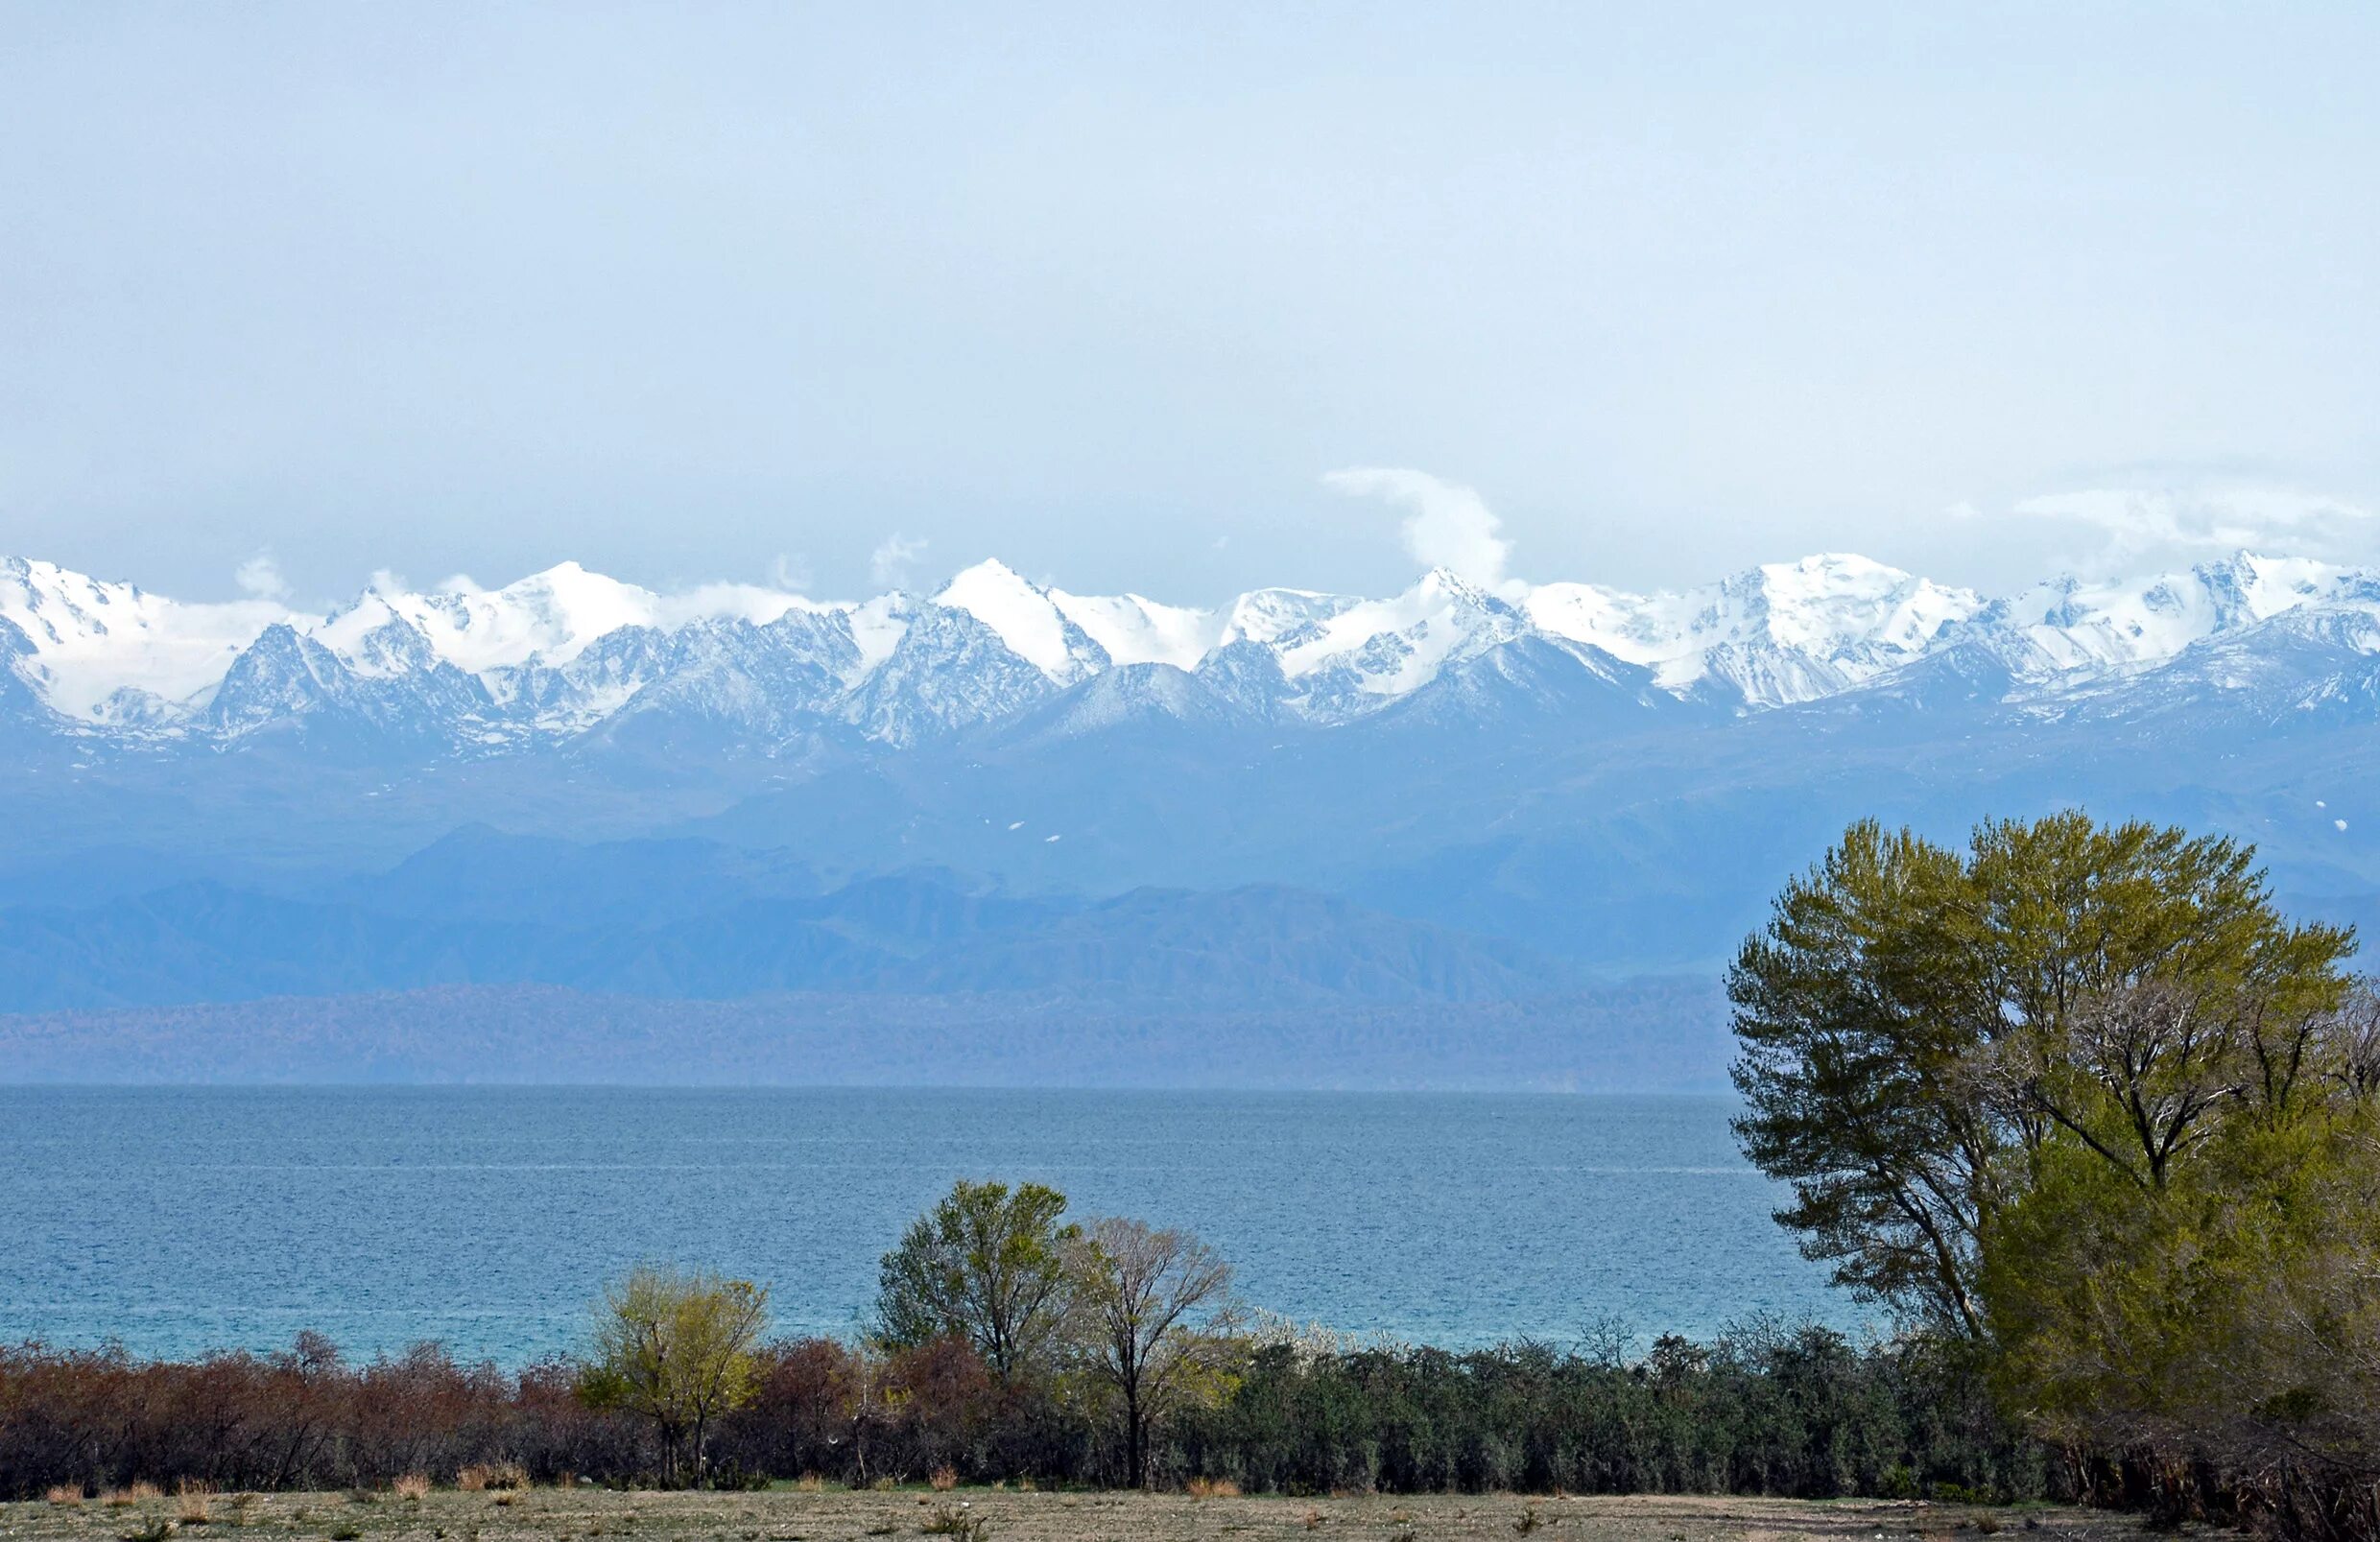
left=6, top=550, right=2378, bottom=754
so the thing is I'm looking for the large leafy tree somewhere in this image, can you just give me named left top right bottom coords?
left=1961, top=815, right=2352, bottom=1185
left=1977, top=982, right=2380, bottom=1506
left=1728, top=818, right=2004, bottom=1336
left=877, top=1178, right=1081, bottom=1379
left=1730, top=813, right=2357, bottom=1338
left=1734, top=812, right=2380, bottom=1527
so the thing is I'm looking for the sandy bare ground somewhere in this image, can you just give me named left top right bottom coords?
left=0, top=1485, right=2168, bottom=1542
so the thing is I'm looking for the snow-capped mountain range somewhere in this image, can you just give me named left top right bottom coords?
left=4, top=542, right=2378, bottom=1009
left=4, top=549, right=2376, bottom=753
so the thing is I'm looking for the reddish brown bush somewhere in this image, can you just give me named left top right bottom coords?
left=0, top=1339, right=636, bottom=1499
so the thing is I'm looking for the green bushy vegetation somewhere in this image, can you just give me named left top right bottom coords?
left=0, top=1319, right=2034, bottom=1504
left=1731, top=812, right=2380, bottom=1541
left=1166, top=1322, right=2038, bottom=1500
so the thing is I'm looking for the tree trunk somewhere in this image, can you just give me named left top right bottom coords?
left=658, top=1419, right=683, bottom=1487
left=1125, top=1384, right=1144, bottom=1489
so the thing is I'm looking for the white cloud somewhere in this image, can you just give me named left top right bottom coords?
left=1322, top=466, right=1520, bottom=594
left=233, top=551, right=290, bottom=601
left=654, top=582, right=811, bottom=628
left=870, top=532, right=929, bottom=589
left=769, top=552, right=813, bottom=593
left=1999, top=486, right=2378, bottom=570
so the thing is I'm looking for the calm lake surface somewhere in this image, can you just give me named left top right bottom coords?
left=0, top=1088, right=1851, bottom=1364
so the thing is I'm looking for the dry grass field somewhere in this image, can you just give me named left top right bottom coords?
left=0, top=1485, right=2166, bottom=1542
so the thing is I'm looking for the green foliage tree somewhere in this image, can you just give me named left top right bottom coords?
left=1977, top=985, right=2380, bottom=1520
left=578, top=1265, right=770, bottom=1485
left=1729, top=812, right=2355, bottom=1337
left=1727, top=818, right=2007, bottom=1336
left=1732, top=812, right=2380, bottom=1530
left=877, top=1178, right=1080, bottom=1380
left=1067, top=1215, right=1242, bottom=1488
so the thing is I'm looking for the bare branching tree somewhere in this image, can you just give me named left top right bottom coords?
left=1067, top=1216, right=1241, bottom=1488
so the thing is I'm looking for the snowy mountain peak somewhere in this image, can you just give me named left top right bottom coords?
left=1523, top=554, right=1981, bottom=706
left=1269, top=566, right=1527, bottom=705
left=0, top=557, right=285, bottom=720
left=1218, top=588, right=1361, bottom=648
left=11, top=545, right=2380, bottom=748
left=929, top=556, right=1226, bottom=677
left=1414, top=565, right=1503, bottom=605
left=1969, top=551, right=2380, bottom=682
left=1731, top=554, right=1980, bottom=655
left=933, top=559, right=1109, bottom=683
left=393, top=561, right=663, bottom=670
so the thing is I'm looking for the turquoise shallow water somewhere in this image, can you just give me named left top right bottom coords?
left=0, top=1088, right=1852, bottom=1364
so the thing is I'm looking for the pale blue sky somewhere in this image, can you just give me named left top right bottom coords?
left=3, top=2, right=2375, bottom=604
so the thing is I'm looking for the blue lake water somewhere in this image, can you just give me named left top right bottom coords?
left=0, top=1088, right=1854, bottom=1364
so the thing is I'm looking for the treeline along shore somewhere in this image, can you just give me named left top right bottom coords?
left=4, top=1182, right=2032, bottom=1503
left=0, top=1313, right=2030, bottom=1507
left=6, top=815, right=2380, bottom=1542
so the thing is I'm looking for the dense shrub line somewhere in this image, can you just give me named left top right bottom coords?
left=0, top=1322, right=2043, bottom=1501
left=1168, top=1328, right=2042, bottom=1501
